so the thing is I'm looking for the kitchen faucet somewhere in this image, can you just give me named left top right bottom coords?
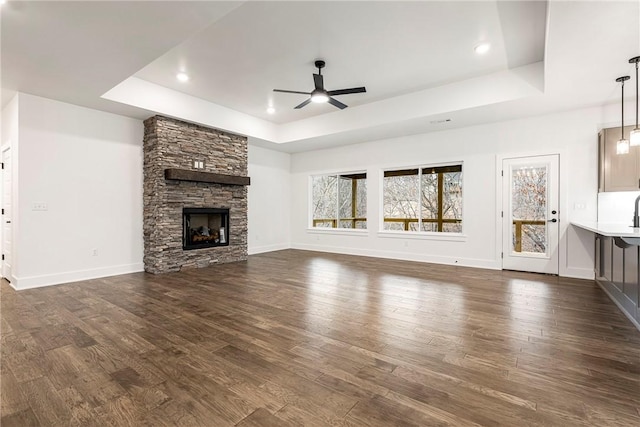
left=635, top=195, right=640, bottom=227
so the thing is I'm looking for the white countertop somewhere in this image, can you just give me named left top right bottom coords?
left=571, top=221, right=640, bottom=237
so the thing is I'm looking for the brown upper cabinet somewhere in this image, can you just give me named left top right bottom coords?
left=599, top=125, right=638, bottom=192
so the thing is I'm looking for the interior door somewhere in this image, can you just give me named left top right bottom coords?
left=2, top=147, right=12, bottom=281
left=502, top=154, right=559, bottom=275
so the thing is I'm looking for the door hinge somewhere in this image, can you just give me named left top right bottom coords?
left=1, top=209, right=4, bottom=215
left=2, top=255, right=5, bottom=261
left=501, top=170, right=503, bottom=177
left=501, top=252, right=503, bottom=259
left=1, top=163, right=4, bottom=169
left=501, top=211, right=503, bottom=218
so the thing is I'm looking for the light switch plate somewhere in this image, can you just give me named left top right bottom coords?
left=32, top=202, right=48, bottom=211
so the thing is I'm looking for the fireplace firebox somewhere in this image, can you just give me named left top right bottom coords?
left=183, top=208, right=230, bottom=250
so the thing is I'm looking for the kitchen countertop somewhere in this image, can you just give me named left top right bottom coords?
left=571, top=221, right=640, bottom=237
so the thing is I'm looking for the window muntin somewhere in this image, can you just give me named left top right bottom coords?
left=312, top=173, right=367, bottom=229
left=383, top=164, right=462, bottom=233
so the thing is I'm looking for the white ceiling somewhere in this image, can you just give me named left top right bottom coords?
left=134, top=1, right=543, bottom=124
left=2, top=1, right=639, bottom=152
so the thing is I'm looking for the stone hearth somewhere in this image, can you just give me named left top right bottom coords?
left=143, top=116, right=249, bottom=274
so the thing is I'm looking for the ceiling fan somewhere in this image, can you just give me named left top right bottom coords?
left=273, top=60, right=366, bottom=110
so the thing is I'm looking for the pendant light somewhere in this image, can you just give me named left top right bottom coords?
left=630, top=56, right=640, bottom=146
left=616, top=76, right=630, bottom=155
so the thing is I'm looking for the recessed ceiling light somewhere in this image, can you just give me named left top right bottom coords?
left=176, top=72, right=189, bottom=82
left=266, top=107, right=276, bottom=114
left=474, top=43, right=491, bottom=55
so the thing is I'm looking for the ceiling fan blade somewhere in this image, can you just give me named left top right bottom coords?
left=294, top=98, right=312, bottom=109
left=327, top=97, right=348, bottom=110
left=313, top=73, right=324, bottom=91
left=327, top=87, right=367, bottom=96
left=274, top=89, right=311, bottom=95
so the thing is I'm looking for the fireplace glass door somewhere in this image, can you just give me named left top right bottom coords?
left=183, top=208, right=230, bottom=250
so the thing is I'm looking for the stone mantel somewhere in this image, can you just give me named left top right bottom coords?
left=164, top=168, right=250, bottom=186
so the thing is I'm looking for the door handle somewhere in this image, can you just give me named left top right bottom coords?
left=547, top=218, right=557, bottom=223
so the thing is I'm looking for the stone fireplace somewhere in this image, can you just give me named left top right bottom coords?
left=143, top=115, right=249, bottom=274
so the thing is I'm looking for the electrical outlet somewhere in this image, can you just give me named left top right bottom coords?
left=32, top=202, right=48, bottom=211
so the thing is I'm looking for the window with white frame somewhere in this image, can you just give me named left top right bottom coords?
left=383, top=164, right=462, bottom=232
left=311, top=173, right=367, bottom=229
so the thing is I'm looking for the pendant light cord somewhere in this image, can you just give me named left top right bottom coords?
left=622, top=78, right=625, bottom=135
left=622, top=58, right=638, bottom=130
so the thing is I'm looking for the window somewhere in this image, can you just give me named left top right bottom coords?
left=312, top=173, right=367, bottom=229
left=383, top=164, right=462, bottom=232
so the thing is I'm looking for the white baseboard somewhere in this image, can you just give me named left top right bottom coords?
left=5, top=275, right=18, bottom=290
left=12, top=263, right=144, bottom=290
left=248, top=243, right=291, bottom=255
left=561, top=267, right=595, bottom=280
left=291, top=243, right=501, bottom=270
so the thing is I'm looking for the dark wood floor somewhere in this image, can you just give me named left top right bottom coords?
left=1, top=249, right=639, bottom=426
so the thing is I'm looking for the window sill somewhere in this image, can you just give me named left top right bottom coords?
left=307, top=228, right=369, bottom=237
left=377, top=230, right=467, bottom=242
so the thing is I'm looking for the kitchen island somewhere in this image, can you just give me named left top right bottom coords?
left=572, top=221, right=640, bottom=329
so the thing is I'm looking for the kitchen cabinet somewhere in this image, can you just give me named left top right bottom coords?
left=573, top=222, right=639, bottom=329
left=624, top=246, right=639, bottom=305
left=612, top=242, right=624, bottom=292
left=599, top=125, right=638, bottom=192
left=597, top=233, right=613, bottom=281
left=594, top=234, right=639, bottom=326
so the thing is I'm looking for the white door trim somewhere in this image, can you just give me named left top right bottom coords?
left=495, top=149, right=568, bottom=276
left=502, top=154, right=559, bottom=274
left=1, top=144, right=12, bottom=282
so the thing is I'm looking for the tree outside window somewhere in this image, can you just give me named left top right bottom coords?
left=511, top=166, right=546, bottom=253
left=383, top=164, right=462, bottom=232
left=312, top=173, right=367, bottom=229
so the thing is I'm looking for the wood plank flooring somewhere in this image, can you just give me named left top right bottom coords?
left=1, top=249, right=639, bottom=426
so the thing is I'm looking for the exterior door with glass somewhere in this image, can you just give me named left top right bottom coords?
left=502, top=155, right=559, bottom=275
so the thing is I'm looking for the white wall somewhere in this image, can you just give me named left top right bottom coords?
left=14, top=94, right=144, bottom=289
left=290, top=105, right=614, bottom=280
left=247, top=143, right=291, bottom=254
left=5, top=91, right=626, bottom=287
left=5, top=93, right=293, bottom=289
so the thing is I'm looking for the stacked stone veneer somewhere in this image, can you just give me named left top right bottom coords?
left=143, top=116, right=248, bottom=274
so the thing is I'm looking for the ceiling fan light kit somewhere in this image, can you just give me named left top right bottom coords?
left=274, top=60, right=366, bottom=110
left=311, top=91, right=329, bottom=104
